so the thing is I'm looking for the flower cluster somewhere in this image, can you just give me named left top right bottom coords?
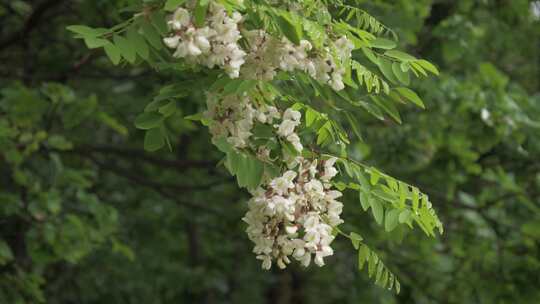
left=243, top=30, right=355, bottom=91
left=165, top=2, right=353, bottom=270
left=311, top=36, right=355, bottom=91
left=163, top=3, right=246, bottom=78
left=205, top=94, right=303, bottom=153
left=164, top=3, right=356, bottom=91
left=242, top=157, right=343, bottom=270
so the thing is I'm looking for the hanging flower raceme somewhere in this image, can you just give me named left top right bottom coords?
left=242, top=29, right=354, bottom=91
left=243, top=157, right=344, bottom=270
left=164, top=1, right=356, bottom=270
left=163, top=3, right=246, bottom=78
left=205, top=94, right=303, bottom=153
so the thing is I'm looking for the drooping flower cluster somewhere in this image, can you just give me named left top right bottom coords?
left=165, top=2, right=353, bottom=270
left=313, top=36, right=355, bottom=91
left=242, top=30, right=355, bottom=90
left=163, top=3, right=246, bottom=78
left=242, top=30, right=315, bottom=81
left=243, top=157, right=343, bottom=269
left=163, top=3, right=356, bottom=91
left=205, top=94, right=303, bottom=153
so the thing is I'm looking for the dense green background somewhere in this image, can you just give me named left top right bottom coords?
left=1, top=0, right=539, bottom=303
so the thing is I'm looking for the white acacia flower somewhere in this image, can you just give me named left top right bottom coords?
left=283, top=108, right=301, bottom=122
left=270, top=195, right=294, bottom=215
left=314, top=245, right=334, bottom=266
left=287, top=133, right=303, bottom=152
left=277, top=119, right=298, bottom=137
left=169, top=8, right=191, bottom=30
left=257, top=255, right=272, bottom=270
left=269, top=171, right=297, bottom=195
left=304, top=179, right=324, bottom=197
left=163, top=36, right=180, bottom=48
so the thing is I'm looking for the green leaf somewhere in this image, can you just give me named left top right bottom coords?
left=303, top=20, right=326, bottom=48
left=66, top=25, right=105, bottom=37
left=358, top=245, right=369, bottom=270
left=184, top=112, right=204, bottom=121
left=234, top=152, right=264, bottom=190
left=245, top=156, right=264, bottom=190
left=370, top=197, right=384, bottom=225
left=222, top=79, right=244, bottom=95
left=165, top=0, right=187, bottom=11
left=378, top=58, right=399, bottom=84
left=150, top=11, right=169, bottom=36
left=350, top=232, right=363, bottom=249
left=396, top=87, right=425, bottom=109
left=372, top=188, right=397, bottom=203
left=103, top=43, right=121, bottom=65
left=381, top=270, right=389, bottom=288
left=412, top=187, right=420, bottom=211
left=370, top=169, right=381, bottom=185
left=306, top=108, right=318, bottom=127
left=359, top=191, right=370, bottom=211
left=362, top=47, right=379, bottom=65
left=368, top=251, right=378, bottom=278
left=385, top=209, right=400, bottom=232
left=194, top=0, right=210, bottom=27
left=416, top=59, right=439, bottom=75
left=399, top=209, right=412, bottom=224
left=158, top=101, right=176, bottom=117
left=84, top=37, right=109, bottom=49
left=141, top=21, right=163, bottom=50
left=392, top=62, right=410, bottom=85
left=226, top=151, right=264, bottom=190
left=376, top=261, right=384, bottom=283
left=252, top=124, right=275, bottom=139
left=371, top=96, right=402, bottom=124
left=236, top=79, right=258, bottom=94
left=214, top=137, right=233, bottom=154
left=127, top=27, right=150, bottom=60
left=370, top=38, right=396, bottom=50
left=135, top=112, right=163, bottom=129
left=144, top=128, right=165, bottom=151
left=385, top=50, right=417, bottom=61
left=276, top=13, right=303, bottom=45
left=113, top=34, right=136, bottom=64
left=398, top=182, right=407, bottom=205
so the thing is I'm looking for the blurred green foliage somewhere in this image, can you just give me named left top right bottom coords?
left=1, top=0, right=539, bottom=303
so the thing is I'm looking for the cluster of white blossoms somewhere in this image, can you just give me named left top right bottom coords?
left=163, top=3, right=246, bottom=78
left=242, top=30, right=355, bottom=91
left=311, top=36, right=355, bottom=91
left=165, top=2, right=354, bottom=270
left=243, top=157, right=343, bottom=270
left=163, top=3, right=355, bottom=91
left=205, top=94, right=303, bottom=153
